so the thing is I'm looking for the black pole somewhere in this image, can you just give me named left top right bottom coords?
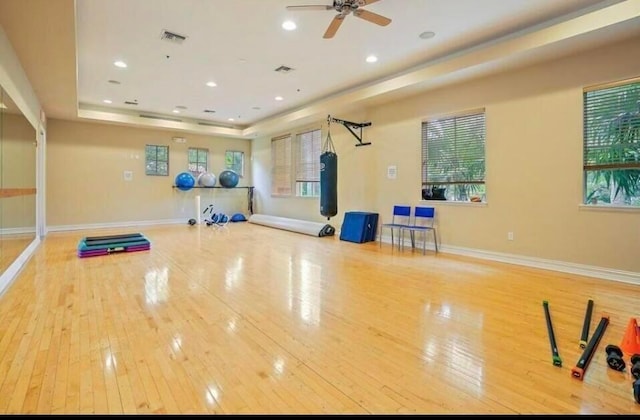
left=543, top=300, right=562, bottom=367
left=571, top=314, right=610, bottom=380
left=579, top=299, right=594, bottom=349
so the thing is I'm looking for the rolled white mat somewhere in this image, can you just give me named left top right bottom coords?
left=195, top=195, right=201, bottom=225
left=248, top=214, right=335, bottom=237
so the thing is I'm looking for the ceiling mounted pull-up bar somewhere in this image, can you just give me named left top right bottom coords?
left=328, top=115, right=372, bottom=147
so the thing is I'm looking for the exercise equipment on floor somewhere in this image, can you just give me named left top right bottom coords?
left=580, top=299, right=594, bottom=349
left=340, top=211, right=378, bottom=243
left=320, top=116, right=338, bottom=220
left=202, top=204, right=229, bottom=226
left=621, top=318, right=640, bottom=356
left=248, top=214, right=335, bottom=237
left=571, top=314, right=609, bottom=380
left=77, top=233, right=151, bottom=258
left=606, top=344, right=626, bottom=372
left=542, top=300, right=562, bottom=367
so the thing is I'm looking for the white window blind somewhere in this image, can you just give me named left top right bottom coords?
left=421, top=110, right=486, bottom=202
left=583, top=78, right=640, bottom=205
left=271, top=134, right=292, bottom=196
left=295, top=129, right=321, bottom=197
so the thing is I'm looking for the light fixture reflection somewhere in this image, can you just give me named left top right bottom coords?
left=273, top=357, right=285, bottom=376
left=205, top=384, right=222, bottom=406
left=104, top=351, right=118, bottom=371
left=226, top=318, right=237, bottom=333
left=145, top=267, right=169, bottom=304
left=224, top=257, right=244, bottom=291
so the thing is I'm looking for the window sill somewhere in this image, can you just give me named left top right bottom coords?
left=421, top=200, right=487, bottom=207
left=578, top=204, right=640, bottom=213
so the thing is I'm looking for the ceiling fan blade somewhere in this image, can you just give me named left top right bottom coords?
left=323, top=15, right=345, bottom=39
left=353, top=8, right=391, bottom=26
left=286, top=5, right=333, bottom=11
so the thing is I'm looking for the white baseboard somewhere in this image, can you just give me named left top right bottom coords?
left=47, top=218, right=186, bottom=233
left=0, top=227, right=37, bottom=235
left=377, top=234, right=639, bottom=285
left=0, top=237, right=41, bottom=297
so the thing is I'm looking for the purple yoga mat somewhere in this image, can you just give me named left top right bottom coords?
left=78, top=244, right=150, bottom=258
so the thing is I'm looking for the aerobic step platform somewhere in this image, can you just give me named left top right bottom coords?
left=77, top=233, right=151, bottom=258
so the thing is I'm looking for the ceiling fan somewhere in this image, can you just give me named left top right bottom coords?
left=286, top=0, right=391, bottom=39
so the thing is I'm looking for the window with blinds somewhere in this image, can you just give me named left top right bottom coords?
left=188, top=147, right=208, bottom=176
left=295, top=129, right=321, bottom=197
left=583, top=78, right=640, bottom=206
left=421, top=110, right=486, bottom=202
left=271, top=134, right=292, bottom=196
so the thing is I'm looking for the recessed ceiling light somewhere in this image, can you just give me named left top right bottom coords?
left=172, top=109, right=180, bottom=114
left=252, top=106, right=261, bottom=110
left=206, top=81, right=217, bottom=87
left=228, top=118, right=235, bottom=122
left=282, top=20, right=297, bottom=31
left=114, top=60, right=127, bottom=68
left=103, top=99, right=112, bottom=104
left=419, top=31, right=436, bottom=40
left=275, top=96, right=283, bottom=101
left=365, top=55, right=378, bottom=63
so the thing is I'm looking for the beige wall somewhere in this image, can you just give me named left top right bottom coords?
left=47, top=120, right=252, bottom=226
left=253, top=36, right=640, bottom=273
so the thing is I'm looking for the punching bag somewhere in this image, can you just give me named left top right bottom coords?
left=320, top=151, right=338, bottom=219
left=320, top=126, right=338, bottom=219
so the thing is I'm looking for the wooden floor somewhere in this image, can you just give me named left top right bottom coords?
left=0, top=223, right=639, bottom=414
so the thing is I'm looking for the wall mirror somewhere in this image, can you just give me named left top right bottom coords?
left=0, top=84, right=37, bottom=276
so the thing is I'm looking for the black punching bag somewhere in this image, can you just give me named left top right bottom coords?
left=320, top=151, right=338, bottom=219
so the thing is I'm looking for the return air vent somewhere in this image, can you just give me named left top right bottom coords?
left=274, top=65, right=294, bottom=73
left=160, top=29, right=187, bottom=44
left=139, top=114, right=182, bottom=123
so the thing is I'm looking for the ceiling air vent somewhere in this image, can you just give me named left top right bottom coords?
left=275, top=65, right=294, bottom=73
left=124, top=101, right=138, bottom=105
left=160, top=29, right=187, bottom=44
left=139, top=114, right=182, bottom=123
left=203, top=109, right=216, bottom=113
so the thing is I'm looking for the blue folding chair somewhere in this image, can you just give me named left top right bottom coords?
left=401, top=206, right=438, bottom=254
left=379, top=205, right=411, bottom=250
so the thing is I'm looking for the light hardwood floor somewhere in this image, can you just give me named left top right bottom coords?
left=0, top=223, right=639, bottom=414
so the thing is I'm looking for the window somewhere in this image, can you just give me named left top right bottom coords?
left=188, top=147, right=208, bottom=176
left=271, top=134, right=292, bottom=196
left=583, top=78, right=640, bottom=206
left=145, top=144, right=169, bottom=176
left=295, top=129, right=321, bottom=197
left=421, top=110, right=486, bottom=202
left=225, top=150, right=244, bottom=176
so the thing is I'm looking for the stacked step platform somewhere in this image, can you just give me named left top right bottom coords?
left=339, top=211, right=379, bottom=243
left=77, top=233, right=151, bottom=258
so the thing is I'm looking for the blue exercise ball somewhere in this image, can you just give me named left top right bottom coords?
left=197, top=172, right=217, bottom=187
left=175, top=172, right=195, bottom=191
left=218, top=170, right=239, bottom=188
